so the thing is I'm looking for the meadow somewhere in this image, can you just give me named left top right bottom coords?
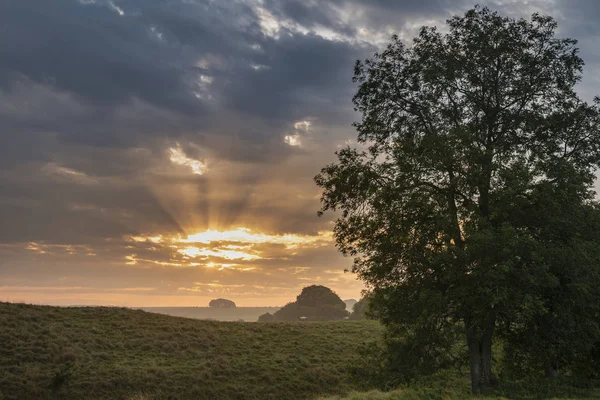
left=1, top=302, right=598, bottom=400
left=139, top=307, right=281, bottom=322
left=0, top=302, right=380, bottom=400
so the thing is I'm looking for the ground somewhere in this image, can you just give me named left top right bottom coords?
left=1, top=302, right=598, bottom=400
left=0, top=302, right=381, bottom=400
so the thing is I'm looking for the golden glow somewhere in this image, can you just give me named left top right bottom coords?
left=179, top=227, right=332, bottom=249
left=169, top=145, right=207, bottom=175
left=0, top=286, right=156, bottom=292
left=284, top=134, right=301, bottom=147
left=205, top=262, right=238, bottom=269
left=294, top=120, right=311, bottom=131
left=125, top=254, right=186, bottom=267
left=26, top=242, right=47, bottom=254
left=121, top=228, right=333, bottom=270
left=25, top=242, right=90, bottom=256
left=178, top=246, right=259, bottom=260
left=130, top=235, right=163, bottom=243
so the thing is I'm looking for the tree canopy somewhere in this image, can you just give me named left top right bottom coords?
left=316, top=6, right=600, bottom=394
left=349, top=295, right=373, bottom=320
left=344, top=299, right=358, bottom=311
left=296, top=285, right=347, bottom=309
left=208, top=298, right=236, bottom=308
left=258, top=285, right=349, bottom=322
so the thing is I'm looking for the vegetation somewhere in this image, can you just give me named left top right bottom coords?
left=5, top=6, right=600, bottom=400
left=316, top=6, right=600, bottom=394
left=319, top=369, right=600, bottom=399
left=0, top=302, right=382, bottom=400
left=349, top=296, right=372, bottom=321
left=344, top=299, right=358, bottom=312
left=259, top=285, right=350, bottom=322
left=140, top=306, right=280, bottom=322
left=257, top=312, right=276, bottom=322
left=208, top=298, right=237, bottom=308
left=2, top=302, right=599, bottom=399
left=320, top=375, right=600, bottom=400
left=322, top=391, right=600, bottom=400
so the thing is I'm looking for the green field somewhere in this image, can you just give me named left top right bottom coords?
left=320, top=389, right=600, bottom=400
left=0, top=302, right=382, bottom=400
left=139, top=307, right=282, bottom=322
left=1, top=302, right=598, bottom=400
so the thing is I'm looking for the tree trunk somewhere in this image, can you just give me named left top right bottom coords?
left=466, top=314, right=496, bottom=394
left=545, top=364, right=559, bottom=378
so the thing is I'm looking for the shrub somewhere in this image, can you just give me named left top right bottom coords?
left=208, top=298, right=236, bottom=308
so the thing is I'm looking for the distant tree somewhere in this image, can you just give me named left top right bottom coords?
left=272, top=302, right=350, bottom=322
left=316, top=6, right=600, bottom=394
left=208, top=298, right=236, bottom=308
left=257, top=312, right=275, bottom=322
left=344, top=299, right=358, bottom=311
left=350, top=295, right=373, bottom=320
left=271, top=302, right=304, bottom=321
left=264, top=286, right=350, bottom=321
left=295, top=285, right=347, bottom=309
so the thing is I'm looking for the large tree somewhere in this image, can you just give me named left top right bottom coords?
left=316, top=6, right=600, bottom=394
left=501, top=186, right=600, bottom=379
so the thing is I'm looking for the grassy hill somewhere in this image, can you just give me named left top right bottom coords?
left=2, top=302, right=599, bottom=400
left=139, top=307, right=281, bottom=322
left=0, top=302, right=382, bottom=400
left=320, top=389, right=600, bottom=400
left=319, top=375, right=600, bottom=400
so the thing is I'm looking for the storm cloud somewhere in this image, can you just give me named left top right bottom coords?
left=1, top=0, right=599, bottom=306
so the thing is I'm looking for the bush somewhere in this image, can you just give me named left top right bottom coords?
left=350, top=296, right=375, bottom=320
left=257, top=312, right=275, bottom=322
left=266, top=286, right=350, bottom=321
left=208, top=298, right=236, bottom=308
left=296, top=285, right=347, bottom=309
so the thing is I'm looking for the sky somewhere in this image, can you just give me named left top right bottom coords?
left=1, top=0, right=600, bottom=307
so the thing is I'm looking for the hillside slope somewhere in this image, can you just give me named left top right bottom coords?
left=0, top=302, right=383, bottom=400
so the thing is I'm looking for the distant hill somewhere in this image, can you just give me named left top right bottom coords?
left=0, top=302, right=382, bottom=400
left=140, top=306, right=279, bottom=321
left=343, top=299, right=358, bottom=311
left=208, top=298, right=236, bottom=308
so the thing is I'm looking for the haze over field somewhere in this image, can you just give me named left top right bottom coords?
left=2, top=0, right=600, bottom=307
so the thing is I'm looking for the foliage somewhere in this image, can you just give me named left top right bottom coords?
left=2, top=302, right=598, bottom=400
left=50, top=360, right=76, bottom=394
left=350, top=297, right=368, bottom=320
left=320, top=369, right=600, bottom=400
left=141, top=306, right=280, bottom=321
left=259, top=285, right=350, bottom=322
left=257, top=312, right=275, bottom=322
left=0, top=302, right=382, bottom=400
left=500, top=199, right=600, bottom=379
left=350, top=295, right=376, bottom=320
left=274, top=303, right=349, bottom=322
left=315, top=5, right=600, bottom=394
left=348, top=321, right=465, bottom=391
left=296, top=285, right=347, bottom=309
left=208, top=298, right=236, bottom=308
left=344, top=299, right=358, bottom=311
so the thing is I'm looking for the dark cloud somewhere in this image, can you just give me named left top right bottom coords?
left=0, top=0, right=370, bottom=163
left=1, top=0, right=599, bottom=305
left=0, top=1, right=203, bottom=112
left=265, top=0, right=465, bottom=34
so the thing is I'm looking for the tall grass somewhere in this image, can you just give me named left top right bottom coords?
left=0, top=302, right=382, bottom=400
